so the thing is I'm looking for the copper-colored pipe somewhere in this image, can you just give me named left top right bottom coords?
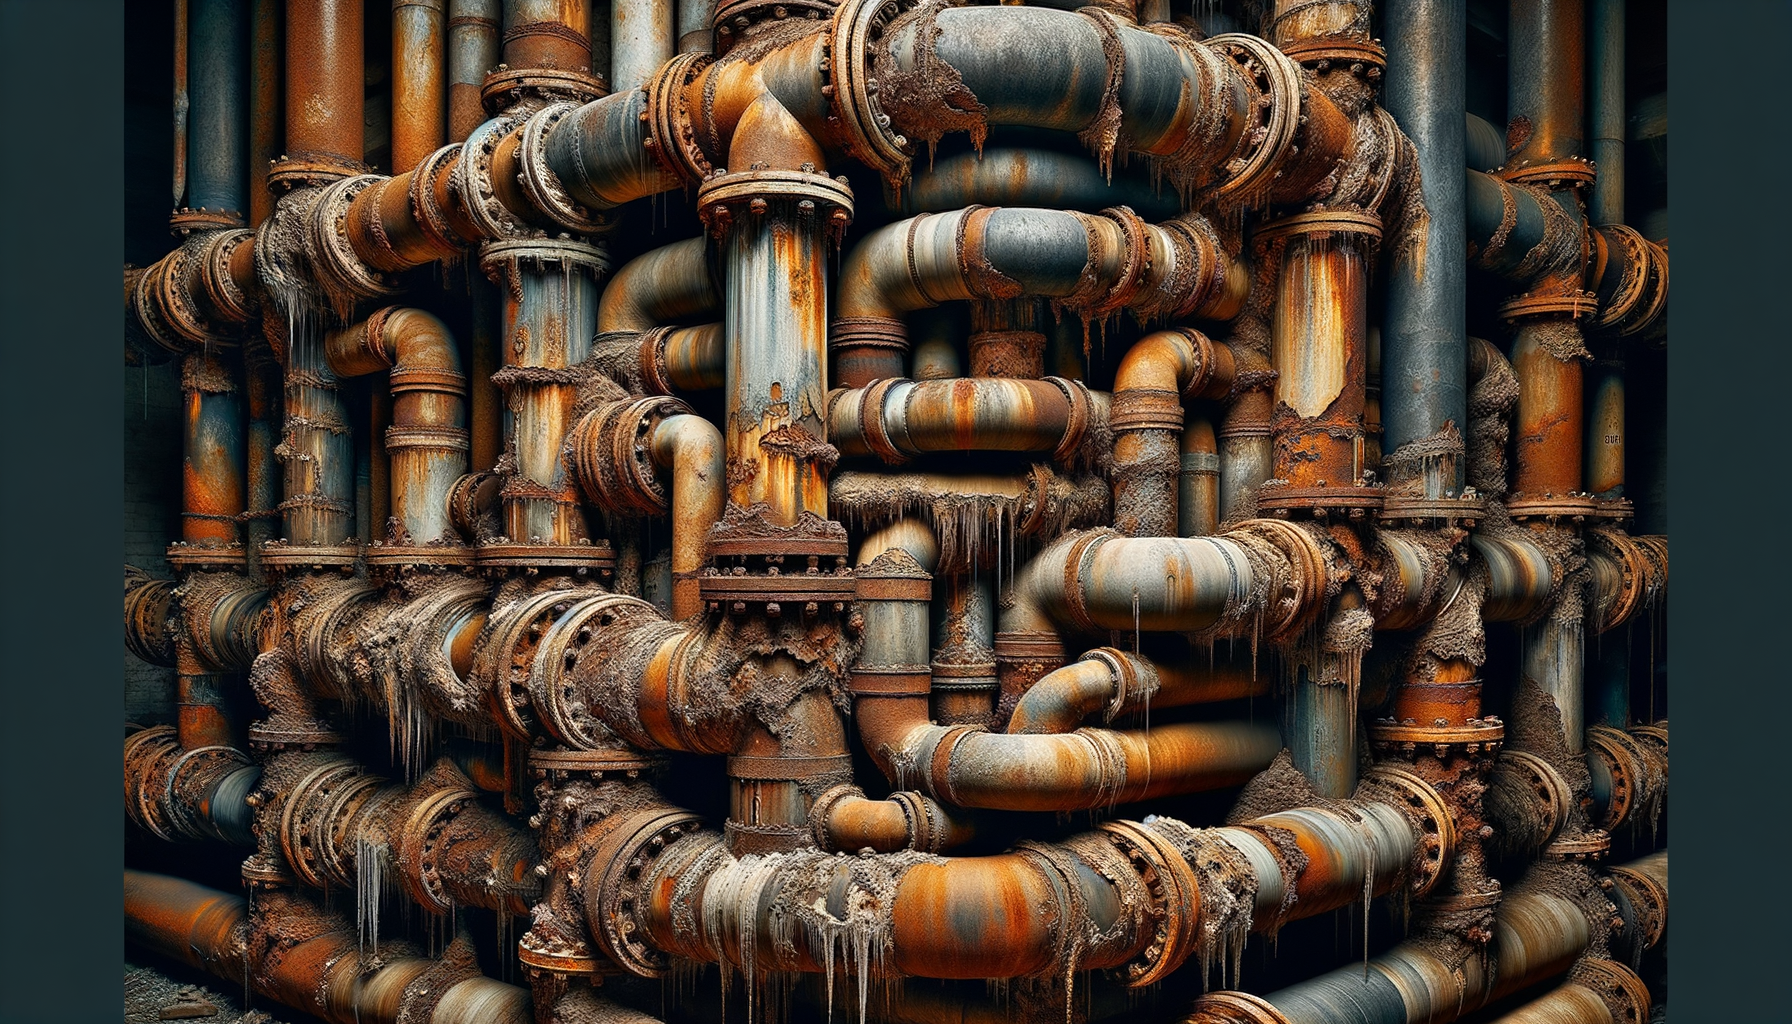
left=1111, top=329, right=1236, bottom=536
left=1007, top=647, right=1268, bottom=734
left=392, top=0, right=448, bottom=173
left=447, top=0, right=501, bottom=142
left=286, top=0, right=365, bottom=169
left=181, top=351, right=247, bottom=546
left=171, top=0, right=189, bottom=208
left=596, top=237, right=718, bottom=333
left=502, top=0, right=592, bottom=72
left=125, top=872, right=546, bottom=1024
left=248, top=0, right=282, bottom=223
left=1180, top=417, right=1221, bottom=537
left=1511, top=321, right=1587, bottom=498
left=828, top=377, right=1104, bottom=464
left=325, top=308, right=469, bottom=544
left=817, top=786, right=975, bottom=854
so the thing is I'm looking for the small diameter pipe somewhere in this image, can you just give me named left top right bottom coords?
left=1007, top=647, right=1267, bottom=734
left=1110, top=329, right=1236, bottom=536
left=325, top=308, right=469, bottom=544
left=502, top=0, right=592, bottom=71
left=1465, top=112, right=1506, bottom=172
left=828, top=377, right=1105, bottom=464
left=248, top=0, right=281, bottom=223
left=677, top=0, right=712, bottom=53
left=125, top=871, right=546, bottom=1024
left=569, top=396, right=725, bottom=619
left=1585, top=352, right=1624, bottom=497
left=1180, top=417, right=1220, bottom=536
left=172, top=0, right=189, bottom=208
left=835, top=208, right=1243, bottom=384
left=188, top=0, right=249, bottom=216
left=1587, top=0, right=1625, bottom=227
left=613, top=0, right=675, bottom=92
left=1218, top=348, right=1275, bottom=524
left=1382, top=0, right=1468, bottom=498
left=447, top=0, right=500, bottom=142
left=182, top=351, right=248, bottom=547
left=392, top=0, right=448, bottom=173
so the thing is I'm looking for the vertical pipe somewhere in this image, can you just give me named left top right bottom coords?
left=1178, top=418, right=1219, bottom=537
left=447, top=0, right=501, bottom=143
left=468, top=280, right=504, bottom=473
left=173, top=0, right=190, bottom=209
left=1382, top=0, right=1468, bottom=498
left=183, top=352, right=248, bottom=548
left=283, top=342, right=357, bottom=546
left=1586, top=0, right=1626, bottom=227
left=392, top=0, right=448, bottom=174
left=612, top=0, right=675, bottom=93
left=1218, top=381, right=1272, bottom=524
left=1268, top=228, right=1371, bottom=491
left=485, top=247, right=605, bottom=546
left=1523, top=613, right=1586, bottom=755
left=370, top=385, right=394, bottom=538
left=502, top=0, right=592, bottom=72
left=1506, top=0, right=1586, bottom=174
left=1590, top=631, right=1631, bottom=729
left=188, top=0, right=249, bottom=216
left=1585, top=352, right=1624, bottom=497
left=1511, top=324, right=1585, bottom=498
left=676, top=0, right=712, bottom=54
left=248, top=0, right=282, bottom=224
left=244, top=350, right=281, bottom=574
left=720, top=203, right=834, bottom=525
left=286, top=0, right=366, bottom=168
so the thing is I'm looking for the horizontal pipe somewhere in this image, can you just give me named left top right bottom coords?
left=597, top=237, right=719, bottom=333
left=828, top=377, right=1105, bottom=463
left=901, top=149, right=1182, bottom=219
left=1007, top=647, right=1267, bottom=734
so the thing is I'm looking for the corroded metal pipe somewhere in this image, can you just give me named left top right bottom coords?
left=613, top=0, right=675, bottom=92
left=828, top=377, right=1104, bottom=464
left=392, top=0, right=448, bottom=173
left=324, top=308, right=468, bottom=544
left=1111, top=329, right=1236, bottom=536
left=187, top=0, right=249, bottom=218
left=448, top=0, right=501, bottom=142
left=285, top=0, right=366, bottom=173
left=125, top=871, right=549, bottom=1024
left=1180, top=416, right=1220, bottom=536
left=1007, top=647, right=1267, bottom=734
left=181, top=351, right=248, bottom=547
left=901, top=149, right=1182, bottom=220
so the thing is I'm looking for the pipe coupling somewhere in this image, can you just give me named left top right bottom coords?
left=125, top=567, right=181, bottom=667
left=570, top=395, right=694, bottom=517
left=1355, top=764, right=1454, bottom=901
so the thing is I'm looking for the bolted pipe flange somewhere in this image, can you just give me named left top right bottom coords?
left=519, top=103, right=614, bottom=236
left=1185, top=991, right=1292, bottom=1024
left=1570, top=957, right=1653, bottom=1024
left=1096, top=819, right=1203, bottom=987
left=276, top=755, right=370, bottom=891
left=269, top=153, right=373, bottom=193
left=1483, top=748, right=1571, bottom=849
left=307, top=175, right=405, bottom=306
left=197, top=229, right=258, bottom=325
left=408, top=143, right=477, bottom=256
left=131, top=259, right=190, bottom=357
left=309, top=771, right=385, bottom=889
left=1587, top=527, right=1650, bottom=632
left=1357, top=764, right=1455, bottom=900
left=1608, top=862, right=1668, bottom=951
left=394, top=783, right=483, bottom=915
left=527, top=593, right=662, bottom=750
left=1495, top=154, right=1597, bottom=191
left=826, top=0, right=917, bottom=189
left=458, top=114, right=536, bottom=242
left=125, top=569, right=181, bottom=667
left=585, top=808, right=711, bottom=977
left=1205, top=34, right=1305, bottom=205
left=644, top=51, right=715, bottom=183
left=479, top=64, right=607, bottom=116
left=569, top=396, right=694, bottom=518
left=712, top=0, right=835, bottom=54
left=477, top=235, right=612, bottom=285
left=1587, top=725, right=1658, bottom=833
left=1543, top=828, right=1612, bottom=863
left=1226, top=518, right=1330, bottom=642
left=696, top=168, right=855, bottom=241
left=123, top=726, right=184, bottom=842
left=473, top=585, right=610, bottom=740
left=169, top=207, right=248, bottom=236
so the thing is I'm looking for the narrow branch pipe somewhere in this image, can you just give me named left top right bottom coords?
left=677, top=0, right=711, bottom=53
left=1587, top=0, right=1625, bottom=226
left=325, top=308, right=469, bottom=544
left=828, top=377, right=1105, bottom=464
left=125, top=872, right=548, bottom=1024
left=392, top=0, right=448, bottom=173
left=1465, top=112, right=1506, bottom=173
left=248, top=0, right=281, bottom=223
left=651, top=414, right=726, bottom=618
left=1111, top=329, right=1236, bottom=536
left=1383, top=0, right=1468, bottom=498
left=1007, top=647, right=1268, bottom=734
left=447, top=0, right=501, bottom=142
left=172, top=0, right=189, bottom=208
left=1218, top=347, right=1275, bottom=523
left=182, top=351, right=248, bottom=547
left=1180, top=417, right=1220, bottom=536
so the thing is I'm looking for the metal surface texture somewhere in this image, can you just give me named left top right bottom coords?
left=120, top=2, right=1672, bottom=1021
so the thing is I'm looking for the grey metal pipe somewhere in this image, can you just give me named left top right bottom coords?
left=900, top=149, right=1181, bottom=219
left=1466, top=111, right=1506, bottom=172
left=447, top=0, right=500, bottom=142
left=1007, top=646, right=1267, bottom=734
left=613, top=0, right=675, bottom=91
left=542, top=88, right=684, bottom=211
left=392, top=0, right=447, bottom=173
left=676, top=0, right=712, bottom=53
left=1383, top=0, right=1468, bottom=498
left=1588, top=0, right=1625, bottom=225
left=188, top=0, right=248, bottom=215
left=828, top=377, right=1106, bottom=463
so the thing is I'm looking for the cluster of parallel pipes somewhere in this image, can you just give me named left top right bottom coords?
left=123, top=0, right=1669, bottom=1022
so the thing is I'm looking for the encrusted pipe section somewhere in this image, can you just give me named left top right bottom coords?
left=828, top=376, right=1104, bottom=465
left=1111, top=329, right=1236, bottom=536
left=1007, top=647, right=1268, bottom=734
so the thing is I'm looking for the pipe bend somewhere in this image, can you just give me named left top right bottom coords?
left=814, top=784, right=974, bottom=853
left=651, top=413, right=726, bottom=620
left=1114, top=329, right=1237, bottom=404
left=597, top=237, right=719, bottom=333
left=1008, top=647, right=1267, bottom=734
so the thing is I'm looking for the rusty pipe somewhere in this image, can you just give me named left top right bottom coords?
left=181, top=351, right=248, bottom=547
left=1180, top=417, right=1220, bottom=536
left=248, top=0, right=281, bottom=223
left=392, top=0, right=448, bottom=173
left=1218, top=347, right=1275, bottom=523
left=172, top=0, right=189, bottom=208
left=325, top=308, right=469, bottom=544
left=502, top=0, right=592, bottom=72
left=1511, top=318, right=1589, bottom=499
left=125, top=872, right=544, bottom=1024
left=815, top=785, right=975, bottom=854
left=1506, top=0, right=1586, bottom=175
left=1587, top=0, right=1624, bottom=227
left=1111, top=329, right=1236, bottom=536
left=835, top=209, right=1244, bottom=382
left=1007, top=647, right=1268, bottom=734
left=1481, top=979, right=1632, bottom=1024
left=570, top=396, right=725, bottom=618
left=448, top=0, right=500, bottom=142
left=1464, top=170, right=1586, bottom=283
left=285, top=0, right=366, bottom=171
left=596, top=237, right=719, bottom=332
left=827, top=377, right=1105, bottom=464
left=187, top=0, right=249, bottom=218
left=123, top=725, right=260, bottom=845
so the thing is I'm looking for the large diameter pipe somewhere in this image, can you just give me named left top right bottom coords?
left=597, top=237, right=718, bottom=332
left=188, top=0, right=249, bottom=216
left=392, top=0, right=448, bottom=173
left=1265, top=221, right=1373, bottom=491
left=1382, top=0, right=1467, bottom=498
left=901, top=150, right=1183, bottom=220
left=286, top=0, right=365, bottom=168
left=1506, top=0, right=1586, bottom=172
left=1512, top=321, right=1586, bottom=498
left=828, top=377, right=1103, bottom=463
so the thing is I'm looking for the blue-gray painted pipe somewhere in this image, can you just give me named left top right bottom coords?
left=1465, top=112, right=1505, bottom=172
left=1382, top=0, right=1467, bottom=498
left=1588, top=0, right=1625, bottom=225
left=900, top=149, right=1181, bottom=220
left=187, top=0, right=248, bottom=214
